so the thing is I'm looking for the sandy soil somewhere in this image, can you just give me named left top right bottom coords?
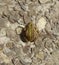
left=0, top=0, right=59, bottom=65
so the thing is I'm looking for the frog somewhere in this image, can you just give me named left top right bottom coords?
left=22, top=22, right=39, bottom=42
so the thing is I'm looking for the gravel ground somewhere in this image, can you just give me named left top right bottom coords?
left=0, top=0, right=59, bottom=65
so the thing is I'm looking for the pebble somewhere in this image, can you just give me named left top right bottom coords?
left=16, top=27, right=22, bottom=34
left=0, top=28, right=6, bottom=37
left=36, top=17, right=47, bottom=31
left=17, top=18, right=24, bottom=25
left=18, top=40, right=26, bottom=47
left=20, top=56, right=32, bottom=64
left=6, top=41, right=15, bottom=49
left=36, top=51, right=44, bottom=60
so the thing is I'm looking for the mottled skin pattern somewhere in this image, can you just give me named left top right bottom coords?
left=24, top=22, right=39, bottom=42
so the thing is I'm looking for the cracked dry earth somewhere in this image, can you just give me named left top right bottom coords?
left=0, top=0, right=59, bottom=65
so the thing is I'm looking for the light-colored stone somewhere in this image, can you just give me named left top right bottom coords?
left=18, top=18, right=24, bottom=24
left=20, top=56, right=32, bottom=64
left=36, top=17, right=47, bottom=31
left=18, top=40, right=26, bottom=47
left=36, top=51, right=44, bottom=60
left=0, top=28, right=6, bottom=37
left=16, top=27, right=22, bottom=34
left=6, top=41, right=15, bottom=49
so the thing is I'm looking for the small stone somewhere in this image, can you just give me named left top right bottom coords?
left=18, top=18, right=24, bottom=25
left=36, top=17, right=47, bottom=31
left=18, top=40, right=26, bottom=47
left=0, top=28, right=6, bottom=37
left=36, top=51, right=44, bottom=60
left=43, top=38, right=54, bottom=51
left=16, top=27, right=22, bottom=34
left=6, top=41, right=15, bottom=49
left=20, top=56, right=32, bottom=64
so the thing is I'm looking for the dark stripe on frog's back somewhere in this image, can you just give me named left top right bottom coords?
left=28, top=22, right=31, bottom=40
left=27, top=22, right=33, bottom=41
left=29, top=22, right=34, bottom=41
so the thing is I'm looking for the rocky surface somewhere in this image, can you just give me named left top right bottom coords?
left=0, top=0, right=59, bottom=65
